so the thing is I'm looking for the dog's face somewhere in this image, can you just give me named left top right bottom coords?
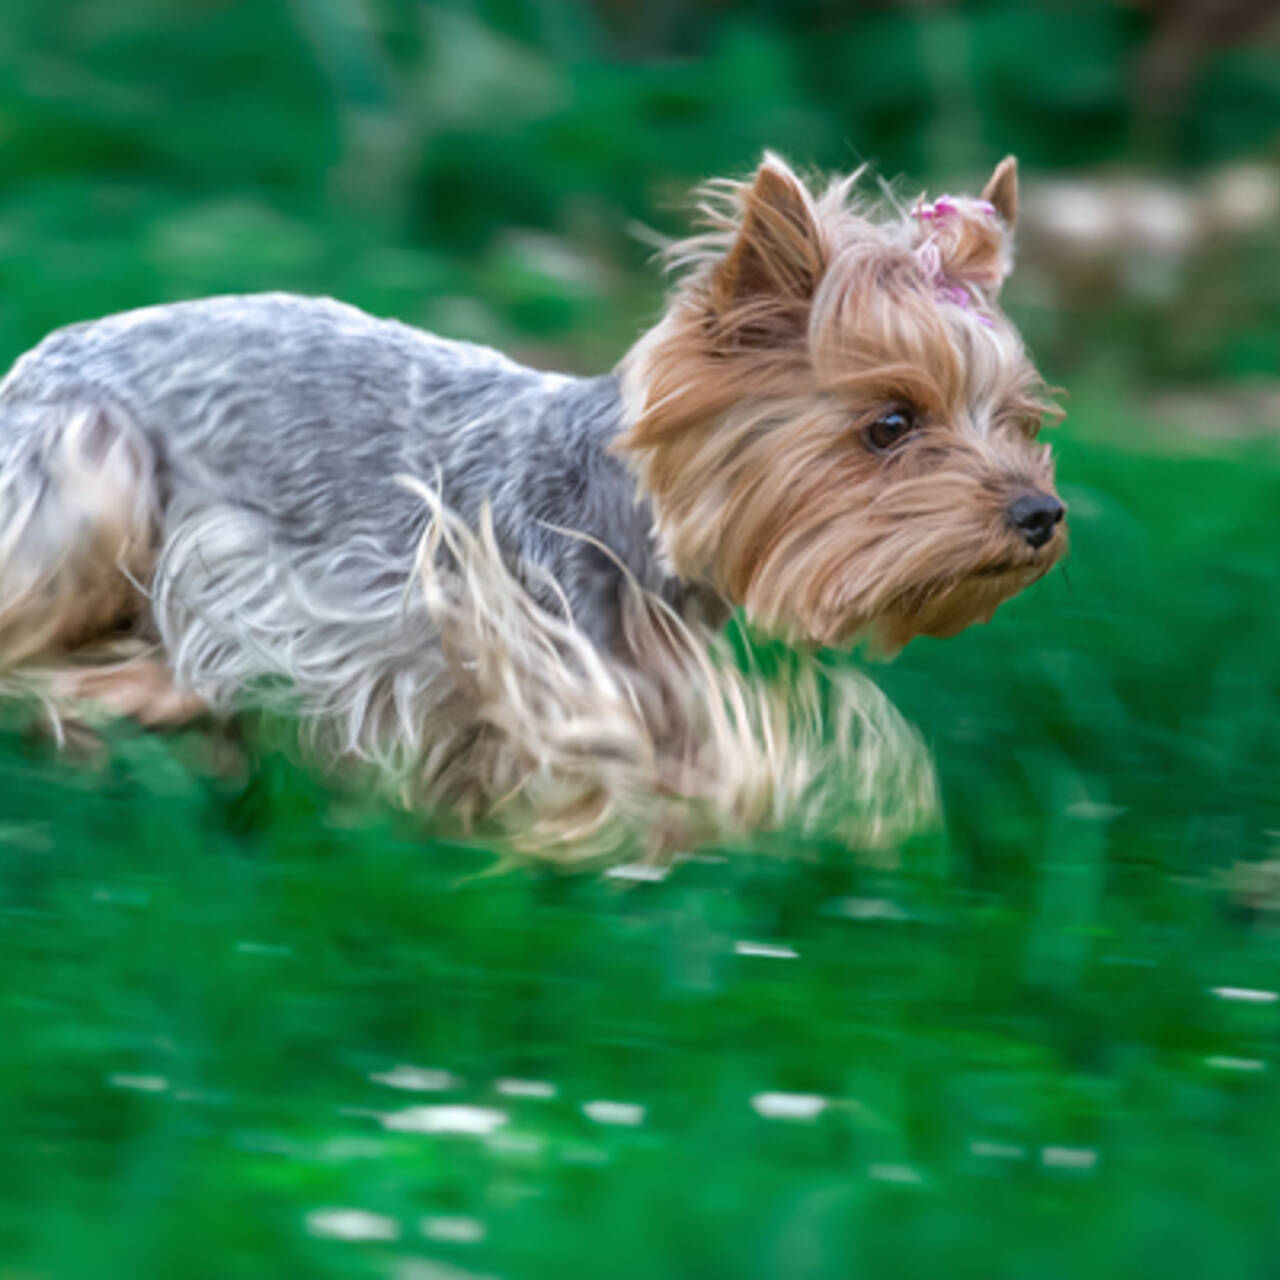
left=620, top=154, right=1066, bottom=651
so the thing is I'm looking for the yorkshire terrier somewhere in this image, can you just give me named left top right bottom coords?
left=0, top=154, right=1062, bottom=860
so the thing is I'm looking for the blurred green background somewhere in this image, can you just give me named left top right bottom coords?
left=3, top=1, right=1280, bottom=1277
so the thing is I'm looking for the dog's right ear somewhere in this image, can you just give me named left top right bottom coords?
left=711, top=156, right=824, bottom=344
left=981, top=155, right=1018, bottom=229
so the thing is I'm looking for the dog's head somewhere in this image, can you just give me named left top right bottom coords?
left=618, top=153, right=1065, bottom=651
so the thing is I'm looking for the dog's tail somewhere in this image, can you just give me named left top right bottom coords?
left=401, top=478, right=939, bottom=867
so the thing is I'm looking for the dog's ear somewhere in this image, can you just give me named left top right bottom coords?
left=711, top=156, right=824, bottom=344
left=982, top=155, right=1018, bottom=228
left=918, top=158, right=1019, bottom=297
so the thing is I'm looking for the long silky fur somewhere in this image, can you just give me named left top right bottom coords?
left=0, top=402, right=154, bottom=670
left=73, top=472, right=936, bottom=865
left=396, top=478, right=938, bottom=864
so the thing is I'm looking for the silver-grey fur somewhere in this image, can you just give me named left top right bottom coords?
left=1, top=293, right=685, bottom=650
left=0, top=291, right=713, bottom=782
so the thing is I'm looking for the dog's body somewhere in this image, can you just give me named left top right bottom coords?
left=0, top=154, right=1063, bottom=858
left=0, top=293, right=689, bottom=657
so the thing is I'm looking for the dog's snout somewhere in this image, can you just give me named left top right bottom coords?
left=1007, top=491, right=1065, bottom=549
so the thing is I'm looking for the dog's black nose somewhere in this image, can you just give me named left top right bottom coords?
left=1007, top=492, right=1065, bottom=549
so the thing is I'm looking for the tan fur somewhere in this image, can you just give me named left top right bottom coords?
left=0, top=403, right=154, bottom=668
left=51, top=655, right=208, bottom=727
left=618, top=154, right=1065, bottom=652
left=398, top=479, right=937, bottom=865
left=982, top=155, right=1020, bottom=226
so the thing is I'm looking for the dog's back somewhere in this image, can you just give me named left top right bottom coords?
left=3, top=293, right=554, bottom=552
left=0, top=293, right=675, bottom=667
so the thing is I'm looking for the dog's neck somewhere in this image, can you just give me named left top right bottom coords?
left=612, top=313, right=715, bottom=585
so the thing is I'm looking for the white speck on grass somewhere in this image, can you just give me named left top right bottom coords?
left=582, top=1100, right=645, bottom=1126
left=371, top=1065, right=461, bottom=1092
left=751, top=1092, right=828, bottom=1120
left=868, top=1163, right=923, bottom=1185
left=1041, top=1146, right=1099, bottom=1171
left=734, top=941, right=799, bottom=959
left=824, top=897, right=909, bottom=922
left=560, top=1144, right=610, bottom=1165
left=173, top=1088, right=223, bottom=1104
left=306, top=1208, right=400, bottom=1241
left=1064, top=800, right=1126, bottom=821
left=1206, top=1055, right=1267, bottom=1072
left=485, top=1130, right=546, bottom=1158
left=1210, top=986, right=1279, bottom=1004
left=93, top=886, right=150, bottom=906
left=380, top=1106, right=508, bottom=1136
left=495, top=1078, right=557, bottom=1099
left=107, top=1074, right=169, bottom=1093
left=236, top=940, right=293, bottom=957
left=421, top=1216, right=486, bottom=1244
left=394, top=1258, right=502, bottom=1280
left=970, top=1141, right=1026, bottom=1161
left=605, top=863, right=669, bottom=882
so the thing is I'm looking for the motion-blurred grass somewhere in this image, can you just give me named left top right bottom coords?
left=3, top=2, right=1280, bottom=1277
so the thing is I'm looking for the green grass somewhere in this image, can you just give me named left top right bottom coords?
left=2, top=393, right=1279, bottom=1279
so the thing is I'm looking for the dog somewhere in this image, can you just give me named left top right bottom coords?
left=0, top=154, right=1062, bottom=860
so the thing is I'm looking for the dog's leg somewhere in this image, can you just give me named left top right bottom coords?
left=49, top=656, right=208, bottom=727
left=0, top=400, right=158, bottom=669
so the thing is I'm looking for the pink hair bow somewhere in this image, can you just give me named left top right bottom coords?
left=911, top=195, right=997, bottom=325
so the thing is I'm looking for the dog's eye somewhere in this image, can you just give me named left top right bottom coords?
left=864, top=408, right=915, bottom=453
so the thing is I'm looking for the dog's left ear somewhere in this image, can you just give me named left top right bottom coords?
left=982, top=155, right=1018, bottom=228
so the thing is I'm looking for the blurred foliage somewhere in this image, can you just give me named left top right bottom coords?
left=1, top=0, right=1279, bottom=372
left=2, top=1, right=1280, bottom=1277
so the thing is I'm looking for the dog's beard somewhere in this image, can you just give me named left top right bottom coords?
left=744, top=550, right=1061, bottom=653
left=723, top=478, right=1067, bottom=653
left=865, top=557, right=1060, bottom=652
